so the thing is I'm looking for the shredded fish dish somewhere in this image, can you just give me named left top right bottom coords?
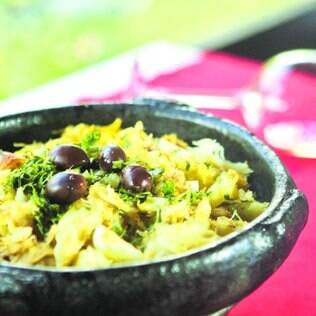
left=0, top=119, right=268, bottom=268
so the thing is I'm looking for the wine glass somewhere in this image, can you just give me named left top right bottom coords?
left=241, top=49, right=316, bottom=158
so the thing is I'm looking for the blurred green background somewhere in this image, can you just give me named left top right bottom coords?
left=0, top=0, right=314, bottom=100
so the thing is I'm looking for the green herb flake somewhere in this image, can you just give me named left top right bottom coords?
left=83, top=170, right=120, bottom=188
left=185, top=161, right=191, bottom=171
left=112, top=159, right=126, bottom=170
left=155, top=208, right=162, bottom=224
left=9, top=156, right=56, bottom=194
left=190, top=191, right=206, bottom=205
left=118, top=187, right=152, bottom=204
left=159, top=180, right=176, bottom=199
left=32, top=191, right=66, bottom=239
left=83, top=169, right=106, bottom=185
left=111, top=212, right=126, bottom=237
left=80, top=129, right=101, bottom=158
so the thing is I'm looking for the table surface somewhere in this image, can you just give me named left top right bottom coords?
left=1, top=42, right=314, bottom=316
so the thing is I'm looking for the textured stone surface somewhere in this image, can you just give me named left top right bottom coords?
left=0, top=99, right=308, bottom=316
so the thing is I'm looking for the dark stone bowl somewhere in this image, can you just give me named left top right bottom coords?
left=0, top=99, right=308, bottom=316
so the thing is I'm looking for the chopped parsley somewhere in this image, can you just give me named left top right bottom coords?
left=112, top=159, right=127, bottom=170
left=31, top=189, right=65, bottom=239
left=83, top=169, right=121, bottom=188
left=185, top=161, right=191, bottom=171
left=80, top=129, right=101, bottom=158
left=190, top=190, right=206, bottom=205
left=9, top=156, right=65, bottom=239
left=9, top=156, right=56, bottom=194
left=83, top=169, right=106, bottom=185
left=159, top=180, right=176, bottom=199
left=111, top=211, right=127, bottom=237
left=118, top=187, right=152, bottom=203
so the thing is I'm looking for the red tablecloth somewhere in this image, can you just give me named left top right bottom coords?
left=148, top=52, right=315, bottom=316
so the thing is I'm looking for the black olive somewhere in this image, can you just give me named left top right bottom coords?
left=51, top=145, right=90, bottom=170
left=99, top=144, right=126, bottom=172
left=46, top=172, right=87, bottom=204
left=121, top=165, right=153, bottom=193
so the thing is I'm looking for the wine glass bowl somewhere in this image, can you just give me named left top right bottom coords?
left=240, top=49, right=316, bottom=158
